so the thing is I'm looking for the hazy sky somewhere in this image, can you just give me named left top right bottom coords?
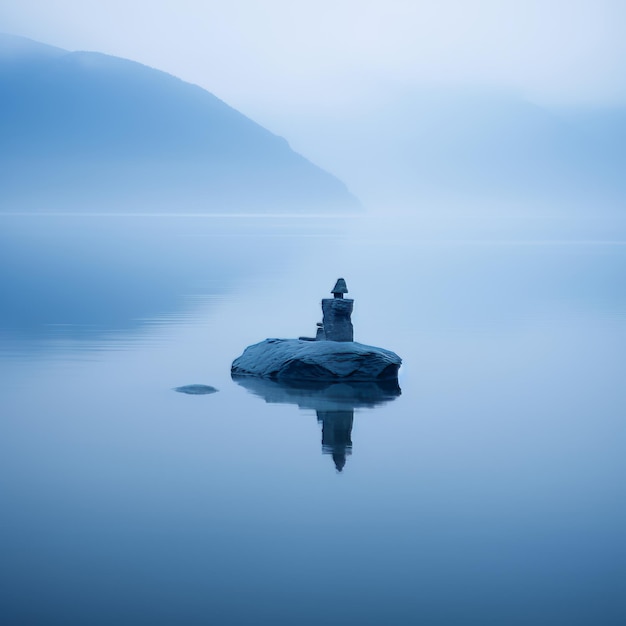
left=2, top=0, right=626, bottom=116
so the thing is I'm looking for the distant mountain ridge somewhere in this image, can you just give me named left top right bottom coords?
left=0, top=33, right=359, bottom=212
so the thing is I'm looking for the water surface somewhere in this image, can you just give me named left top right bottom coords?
left=1, top=212, right=624, bottom=625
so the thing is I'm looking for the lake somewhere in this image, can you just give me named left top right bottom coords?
left=1, top=211, right=625, bottom=625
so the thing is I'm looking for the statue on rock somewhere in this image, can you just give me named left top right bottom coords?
left=319, top=278, right=354, bottom=342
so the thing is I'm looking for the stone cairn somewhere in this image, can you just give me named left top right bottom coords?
left=318, top=278, right=354, bottom=342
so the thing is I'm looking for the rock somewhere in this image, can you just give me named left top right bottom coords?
left=321, top=297, right=354, bottom=341
left=174, top=384, right=218, bottom=395
left=331, top=278, right=348, bottom=297
left=231, top=338, right=401, bottom=382
left=232, top=278, right=402, bottom=384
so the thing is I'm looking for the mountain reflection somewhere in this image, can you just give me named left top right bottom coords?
left=232, top=376, right=401, bottom=471
left=0, top=215, right=327, bottom=342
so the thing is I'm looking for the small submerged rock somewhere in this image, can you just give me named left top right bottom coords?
left=174, top=384, right=218, bottom=395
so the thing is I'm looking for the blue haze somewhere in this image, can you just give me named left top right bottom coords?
left=257, top=86, right=626, bottom=214
left=1, top=31, right=625, bottom=626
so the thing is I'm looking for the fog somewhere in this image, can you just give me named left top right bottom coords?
left=3, top=0, right=626, bottom=112
left=1, top=5, right=625, bottom=625
left=3, top=3, right=625, bottom=222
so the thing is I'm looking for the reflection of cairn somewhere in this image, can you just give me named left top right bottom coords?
left=230, top=377, right=402, bottom=474
left=317, top=409, right=353, bottom=472
left=318, top=278, right=354, bottom=342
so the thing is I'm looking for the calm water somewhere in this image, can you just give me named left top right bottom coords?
left=1, top=212, right=625, bottom=625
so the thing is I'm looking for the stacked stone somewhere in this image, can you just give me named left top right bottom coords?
left=320, top=278, right=354, bottom=342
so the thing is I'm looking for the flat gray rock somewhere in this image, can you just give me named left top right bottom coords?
left=231, top=338, right=401, bottom=382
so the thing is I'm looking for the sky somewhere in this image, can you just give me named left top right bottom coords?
left=2, top=0, right=626, bottom=120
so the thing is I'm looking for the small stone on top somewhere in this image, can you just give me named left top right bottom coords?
left=332, top=278, right=348, bottom=298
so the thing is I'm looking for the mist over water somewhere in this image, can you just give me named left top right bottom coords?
left=2, top=14, right=625, bottom=624
left=1, top=209, right=624, bottom=625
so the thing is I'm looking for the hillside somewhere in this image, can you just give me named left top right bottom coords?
left=0, top=34, right=359, bottom=212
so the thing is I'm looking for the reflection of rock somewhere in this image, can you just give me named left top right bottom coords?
left=232, top=376, right=400, bottom=472
left=232, top=376, right=400, bottom=410
left=231, top=338, right=401, bottom=382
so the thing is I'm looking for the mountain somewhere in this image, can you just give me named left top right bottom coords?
left=260, top=87, right=626, bottom=214
left=0, top=34, right=359, bottom=212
